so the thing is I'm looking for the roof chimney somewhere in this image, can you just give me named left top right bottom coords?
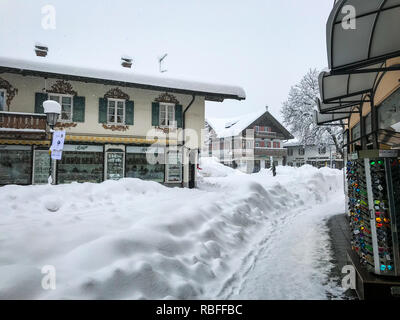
left=121, top=56, right=133, bottom=69
left=265, top=105, right=269, bottom=112
left=35, top=43, right=48, bottom=57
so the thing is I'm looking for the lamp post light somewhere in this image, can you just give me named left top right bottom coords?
left=43, top=100, right=61, bottom=184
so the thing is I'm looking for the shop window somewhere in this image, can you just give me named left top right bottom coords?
left=378, top=88, right=400, bottom=133
left=352, top=122, right=361, bottom=141
left=49, top=94, right=73, bottom=122
left=166, top=150, right=182, bottom=183
left=107, top=98, right=125, bottom=124
left=57, top=146, right=103, bottom=184
left=160, top=103, right=176, bottom=128
left=33, top=149, right=51, bottom=184
left=0, top=146, right=32, bottom=185
left=0, top=89, right=6, bottom=111
left=364, top=113, right=372, bottom=135
left=106, top=150, right=124, bottom=180
left=126, top=148, right=165, bottom=183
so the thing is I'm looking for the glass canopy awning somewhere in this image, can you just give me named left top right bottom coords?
left=314, top=110, right=349, bottom=126
left=328, top=0, right=400, bottom=71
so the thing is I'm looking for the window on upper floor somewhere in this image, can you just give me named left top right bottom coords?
left=318, top=146, right=327, bottom=155
left=160, top=103, right=176, bottom=128
left=0, top=89, right=6, bottom=111
left=273, top=141, right=280, bottom=149
left=287, top=148, right=293, bottom=156
left=107, top=98, right=125, bottom=125
left=49, top=94, right=73, bottom=122
left=298, top=148, right=305, bottom=156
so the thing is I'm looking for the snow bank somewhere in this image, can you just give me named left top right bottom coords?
left=0, top=163, right=345, bottom=300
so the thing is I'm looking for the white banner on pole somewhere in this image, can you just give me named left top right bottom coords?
left=51, top=149, right=63, bottom=160
left=50, top=130, right=66, bottom=160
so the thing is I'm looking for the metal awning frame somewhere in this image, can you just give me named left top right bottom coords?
left=328, top=0, right=400, bottom=72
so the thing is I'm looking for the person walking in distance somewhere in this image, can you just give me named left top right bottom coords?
left=271, top=162, right=277, bottom=177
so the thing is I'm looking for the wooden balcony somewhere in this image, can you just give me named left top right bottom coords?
left=254, top=131, right=285, bottom=140
left=254, top=148, right=287, bottom=158
left=0, top=112, right=47, bottom=140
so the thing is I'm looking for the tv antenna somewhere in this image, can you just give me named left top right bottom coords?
left=159, top=53, right=168, bottom=73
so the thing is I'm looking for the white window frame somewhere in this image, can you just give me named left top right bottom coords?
left=107, top=98, right=126, bottom=125
left=0, top=89, right=7, bottom=111
left=159, top=102, right=176, bottom=128
left=49, top=93, right=73, bottom=123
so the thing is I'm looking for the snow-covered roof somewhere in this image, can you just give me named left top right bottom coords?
left=207, top=108, right=293, bottom=140
left=207, top=109, right=267, bottom=138
left=283, top=138, right=301, bottom=147
left=0, top=57, right=246, bottom=102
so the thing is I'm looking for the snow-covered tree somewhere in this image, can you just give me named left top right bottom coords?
left=281, top=69, right=344, bottom=158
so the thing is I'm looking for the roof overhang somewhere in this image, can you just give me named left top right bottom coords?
left=314, top=110, right=349, bottom=126
left=0, top=57, right=246, bottom=102
left=327, top=0, right=400, bottom=72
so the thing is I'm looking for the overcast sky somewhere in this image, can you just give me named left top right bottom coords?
left=0, top=0, right=333, bottom=121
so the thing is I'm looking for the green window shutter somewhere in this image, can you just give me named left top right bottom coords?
left=99, top=98, right=107, bottom=123
left=34, top=92, right=48, bottom=114
left=152, top=102, right=160, bottom=126
left=175, top=104, right=183, bottom=128
left=125, top=100, right=134, bottom=125
left=72, top=96, right=85, bottom=123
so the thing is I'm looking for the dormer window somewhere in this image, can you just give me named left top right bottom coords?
left=49, top=94, right=73, bottom=122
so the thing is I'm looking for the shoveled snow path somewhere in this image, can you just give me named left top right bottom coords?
left=219, top=198, right=344, bottom=300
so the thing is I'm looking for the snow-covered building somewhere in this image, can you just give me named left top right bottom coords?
left=205, top=107, right=293, bottom=173
left=283, top=139, right=344, bottom=169
left=0, top=56, right=245, bottom=187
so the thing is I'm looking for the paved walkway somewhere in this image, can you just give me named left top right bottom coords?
left=327, top=213, right=357, bottom=299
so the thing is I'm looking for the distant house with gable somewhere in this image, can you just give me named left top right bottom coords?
left=204, top=106, right=294, bottom=173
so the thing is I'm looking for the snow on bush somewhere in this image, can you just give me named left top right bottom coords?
left=0, top=163, right=344, bottom=300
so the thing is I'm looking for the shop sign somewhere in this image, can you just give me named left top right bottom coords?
left=63, top=145, right=103, bottom=152
left=379, top=150, right=399, bottom=158
left=127, top=146, right=165, bottom=154
left=0, top=145, right=31, bottom=151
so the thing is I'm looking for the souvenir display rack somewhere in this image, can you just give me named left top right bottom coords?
left=347, top=150, right=400, bottom=276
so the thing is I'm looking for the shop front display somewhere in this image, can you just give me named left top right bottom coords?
left=126, top=146, right=165, bottom=183
left=105, top=149, right=125, bottom=180
left=33, top=148, right=53, bottom=184
left=347, top=151, right=400, bottom=276
left=0, top=145, right=32, bottom=185
left=57, top=145, right=104, bottom=184
left=166, top=150, right=182, bottom=183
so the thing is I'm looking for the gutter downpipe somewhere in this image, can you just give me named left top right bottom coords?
left=181, top=95, right=196, bottom=188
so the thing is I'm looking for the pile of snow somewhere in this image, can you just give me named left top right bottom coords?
left=198, top=157, right=240, bottom=178
left=0, top=163, right=345, bottom=300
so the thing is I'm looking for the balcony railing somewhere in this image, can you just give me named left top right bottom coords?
left=254, top=131, right=286, bottom=139
left=0, top=112, right=47, bottom=131
left=254, top=148, right=287, bottom=158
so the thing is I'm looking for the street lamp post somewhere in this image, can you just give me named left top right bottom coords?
left=43, top=100, right=61, bottom=185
